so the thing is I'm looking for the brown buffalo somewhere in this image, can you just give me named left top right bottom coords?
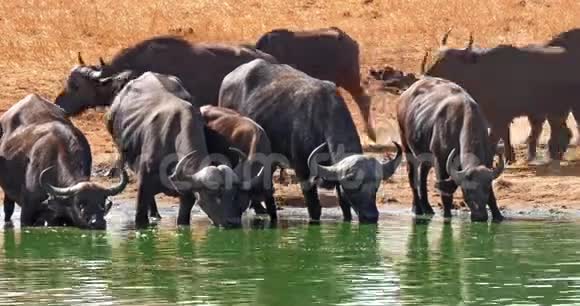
left=0, top=94, right=128, bottom=229
left=397, top=77, right=505, bottom=222
left=253, top=27, right=376, bottom=141
left=55, top=36, right=276, bottom=116
left=200, top=105, right=278, bottom=220
left=421, top=30, right=579, bottom=163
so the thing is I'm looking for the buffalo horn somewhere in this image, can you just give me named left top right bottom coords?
left=446, top=149, right=466, bottom=183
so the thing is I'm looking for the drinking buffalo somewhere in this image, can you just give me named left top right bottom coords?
left=200, top=105, right=278, bottom=220
left=104, top=72, right=264, bottom=227
left=55, top=36, right=276, bottom=115
left=219, top=59, right=402, bottom=223
left=422, top=30, right=578, bottom=163
left=254, top=27, right=376, bottom=141
left=396, top=77, right=505, bottom=222
left=0, top=94, right=128, bottom=229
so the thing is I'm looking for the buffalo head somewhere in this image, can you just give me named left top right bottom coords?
left=446, top=149, right=504, bottom=221
left=169, top=151, right=266, bottom=228
left=55, top=54, right=136, bottom=116
left=307, top=142, right=403, bottom=223
left=40, top=166, right=129, bottom=229
left=420, top=29, right=477, bottom=77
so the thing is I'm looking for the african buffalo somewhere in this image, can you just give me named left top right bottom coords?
left=0, top=94, right=128, bottom=229
left=253, top=27, right=376, bottom=141
left=219, top=59, right=402, bottom=223
left=421, top=30, right=578, bottom=163
left=200, top=105, right=278, bottom=220
left=55, top=36, right=276, bottom=115
left=396, top=77, right=505, bottom=222
left=104, top=71, right=264, bottom=228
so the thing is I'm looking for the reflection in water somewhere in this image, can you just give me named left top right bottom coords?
left=1, top=212, right=580, bottom=305
left=396, top=219, right=580, bottom=305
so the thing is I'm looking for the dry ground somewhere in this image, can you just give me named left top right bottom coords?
left=2, top=0, right=580, bottom=214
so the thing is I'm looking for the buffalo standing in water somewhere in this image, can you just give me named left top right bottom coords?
left=396, top=77, right=505, bottom=222
left=200, top=105, right=279, bottom=220
left=219, top=59, right=402, bottom=223
left=0, top=94, right=128, bottom=229
left=253, top=27, right=377, bottom=141
left=104, top=72, right=265, bottom=227
left=55, top=36, right=276, bottom=115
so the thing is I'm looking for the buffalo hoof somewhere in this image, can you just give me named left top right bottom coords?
left=3, top=221, right=14, bottom=229
left=470, top=215, right=489, bottom=222
left=492, top=214, right=505, bottom=223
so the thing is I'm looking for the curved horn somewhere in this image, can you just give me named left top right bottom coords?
left=307, top=142, right=340, bottom=181
left=466, top=32, right=474, bottom=50
left=492, top=152, right=505, bottom=179
left=40, top=166, right=85, bottom=198
left=441, top=27, right=453, bottom=46
left=446, top=149, right=466, bottom=183
left=99, top=57, right=107, bottom=67
left=381, top=142, right=403, bottom=180
left=420, top=51, right=429, bottom=75
left=77, top=52, right=86, bottom=65
left=169, top=151, right=197, bottom=181
left=103, top=167, right=129, bottom=196
left=229, top=147, right=248, bottom=164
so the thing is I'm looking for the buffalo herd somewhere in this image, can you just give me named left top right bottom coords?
left=0, top=26, right=578, bottom=229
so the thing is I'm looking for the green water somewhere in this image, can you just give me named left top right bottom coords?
left=1, top=213, right=580, bottom=306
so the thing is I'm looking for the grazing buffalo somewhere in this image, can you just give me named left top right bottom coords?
left=421, top=30, right=578, bottom=163
left=200, top=105, right=278, bottom=220
left=104, top=72, right=264, bottom=228
left=0, top=94, right=128, bottom=229
left=253, top=27, right=376, bottom=141
left=55, top=36, right=276, bottom=115
left=219, top=59, right=402, bottom=223
left=396, top=77, right=505, bottom=222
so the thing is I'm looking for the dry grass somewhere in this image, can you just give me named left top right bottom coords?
left=1, top=0, right=580, bottom=207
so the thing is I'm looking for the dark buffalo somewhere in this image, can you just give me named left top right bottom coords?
left=422, top=30, right=578, bottom=163
left=219, top=59, right=402, bottom=223
left=545, top=28, right=580, bottom=146
left=55, top=36, right=276, bottom=115
left=104, top=72, right=264, bottom=228
left=397, top=77, right=505, bottom=222
left=200, top=105, right=278, bottom=220
left=253, top=27, right=376, bottom=141
left=0, top=94, right=128, bottom=229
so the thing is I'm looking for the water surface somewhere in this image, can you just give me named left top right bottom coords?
left=1, top=207, right=580, bottom=305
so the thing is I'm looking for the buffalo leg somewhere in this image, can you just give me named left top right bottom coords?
left=4, top=196, right=15, bottom=223
left=547, top=114, right=571, bottom=160
left=336, top=186, right=352, bottom=222
left=177, top=192, right=196, bottom=226
left=149, top=199, right=162, bottom=220
left=264, top=195, right=278, bottom=221
left=488, top=188, right=503, bottom=222
left=19, top=201, right=37, bottom=227
left=435, top=158, right=456, bottom=219
left=135, top=179, right=154, bottom=228
left=491, top=125, right=514, bottom=163
left=406, top=159, right=423, bottom=215
left=300, top=181, right=321, bottom=222
left=526, top=115, right=544, bottom=161
left=418, top=163, right=435, bottom=215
